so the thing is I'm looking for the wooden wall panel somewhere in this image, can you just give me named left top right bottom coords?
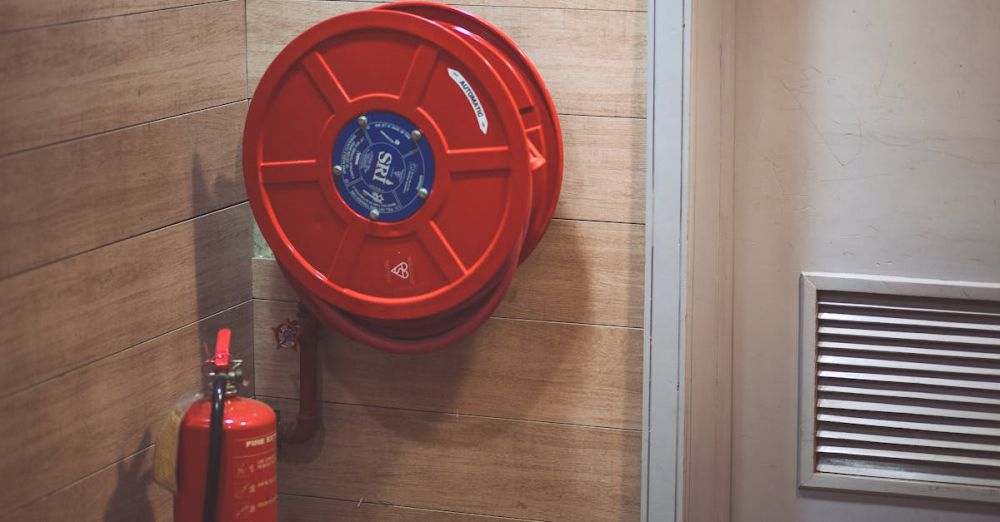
left=0, top=102, right=248, bottom=277
left=255, top=300, right=642, bottom=429
left=460, top=0, right=645, bottom=11
left=279, top=494, right=511, bottom=521
left=253, top=219, right=644, bottom=327
left=246, top=0, right=645, bottom=117
left=557, top=114, right=646, bottom=224
left=497, top=219, right=644, bottom=327
left=9, top=448, right=173, bottom=522
left=252, top=257, right=298, bottom=302
left=268, top=398, right=641, bottom=521
left=1, top=303, right=252, bottom=513
left=0, top=0, right=222, bottom=32
left=247, top=1, right=647, bottom=519
left=0, top=204, right=251, bottom=397
left=1, top=1, right=251, bottom=519
left=0, top=0, right=246, bottom=156
left=0, top=0, right=645, bottom=34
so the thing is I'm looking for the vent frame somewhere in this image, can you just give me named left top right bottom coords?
left=799, top=272, right=1000, bottom=504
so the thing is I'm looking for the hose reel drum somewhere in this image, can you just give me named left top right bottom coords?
left=244, top=2, right=562, bottom=353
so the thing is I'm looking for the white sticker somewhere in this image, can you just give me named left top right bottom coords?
left=447, top=68, right=488, bottom=134
left=390, top=261, right=410, bottom=280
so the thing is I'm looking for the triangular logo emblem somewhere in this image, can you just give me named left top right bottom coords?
left=390, top=261, right=409, bottom=280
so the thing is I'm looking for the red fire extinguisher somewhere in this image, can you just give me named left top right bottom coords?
left=173, top=329, right=278, bottom=521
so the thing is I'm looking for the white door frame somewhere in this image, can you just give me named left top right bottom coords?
left=642, top=0, right=690, bottom=520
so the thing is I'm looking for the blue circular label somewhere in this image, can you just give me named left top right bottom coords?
left=332, top=111, right=434, bottom=222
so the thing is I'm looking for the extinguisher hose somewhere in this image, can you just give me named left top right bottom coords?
left=203, top=374, right=227, bottom=522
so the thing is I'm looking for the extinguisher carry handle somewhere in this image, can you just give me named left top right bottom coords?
left=212, top=328, right=232, bottom=370
left=203, top=373, right=227, bottom=522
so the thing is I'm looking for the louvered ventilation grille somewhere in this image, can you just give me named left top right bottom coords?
left=812, top=290, right=1000, bottom=488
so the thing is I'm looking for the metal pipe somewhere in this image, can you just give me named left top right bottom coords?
left=277, top=304, right=320, bottom=445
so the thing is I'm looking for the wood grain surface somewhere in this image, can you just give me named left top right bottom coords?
left=254, top=300, right=642, bottom=429
left=0, top=302, right=252, bottom=512
left=252, top=219, right=643, bottom=327
left=0, top=0, right=225, bottom=32
left=279, top=494, right=516, bottom=521
left=0, top=204, right=251, bottom=396
left=267, top=398, right=641, bottom=521
left=497, top=219, right=645, bottom=327
left=0, top=0, right=246, bottom=155
left=246, top=0, right=645, bottom=117
left=8, top=448, right=173, bottom=522
left=557, top=114, right=646, bottom=224
left=243, top=1, right=647, bottom=519
left=1, top=102, right=248, bottom=277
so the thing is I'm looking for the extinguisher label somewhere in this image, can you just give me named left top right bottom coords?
left=231, top=431, right=278, bottom=520
left=447, top=68, right=489, bottom=135
left=244, top=432, right=277, bottom=448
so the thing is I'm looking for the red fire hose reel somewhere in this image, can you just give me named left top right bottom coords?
left=244, top=2, right=562, bottom=353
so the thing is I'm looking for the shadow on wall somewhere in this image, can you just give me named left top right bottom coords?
left=274, top=221, right=592, bottom=509
left=192, top=150, right=252, bottom=388
left=103, top=430, right=156, bottom=521
left=338, top=223, right=588, bottom=434
left=103, top=147, right=249, bottom=519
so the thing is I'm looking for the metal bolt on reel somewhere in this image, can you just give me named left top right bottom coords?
left=243, top=1, right=563, bottom=353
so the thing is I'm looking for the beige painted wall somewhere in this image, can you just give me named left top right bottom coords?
left=730, top=0, right=1000, bottom=520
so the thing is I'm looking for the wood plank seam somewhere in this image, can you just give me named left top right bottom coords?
left=554, top=217, right=645, bottom=226
left=246, top=0, right=646, bottom=118
left=0, top=99, right=246, bottom=161
left=257, top=394, right=641, bottom=433
left=260, top=298, right=642, bottom=331
left=6, top=299, right=252, bottom=400
left=254, top=298, right=641, bottom=428
left=254, top=296, right=642, bottom=331
left=555, top=112, right=646, bottom=120
left=0, top=99, right=245, bottom=161
left=2, top=200, right=249, bottom=282
left=243, top=0, right=250, bottom=100
left=245, top=3, right=645, bottom=518
left=309, top=0, right=647, bottom=14
left=266, top=397, right=640, bottom=520
left=1, top=203, right=251, bottom=395
left=2, top=301, right=253, bottom=512
left=0, top=1, right=250, bottom=518
left=1, top=100, right=248, bottom=277
left=252, top=218, right=645, bottom=327
left=0, top=0, right=232, bottom=35
left=1, top=0, right=247, bottom=155
left=256, top=300, right=640, bottom=330
left=438, top=312, right=642, bottom=331
left=12, top=445, right=154, bottom=513
left=279, top=492, right=546, bottom=521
